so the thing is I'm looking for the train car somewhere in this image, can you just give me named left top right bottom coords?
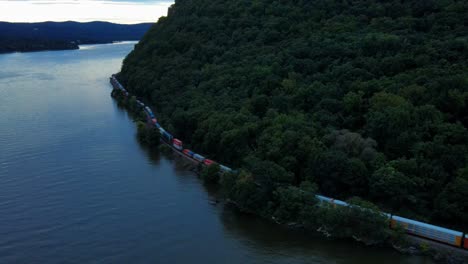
left=158, top=127, right=166, bottom=134
left=315, top=195, right=348, bottom=208
left=144, top=106, right=152, bottom=113
left=316, top=195, right=333, bottom=203
left=219, top=165, right=233, bottom=173
left=155, top=123, right=161, bottom=129
left=151, top=118, right=158, bottom=124
left=333, top=199, right=348, bottom=207
left=183, top=149, right=194, bottom=157
left=382, top=212, right=392, bottom=219
left=464, top=234, right=468, bottom=249
left=136, top=100, right=145, bottom=107
left=162, top=131, right=173, bottom=143
left=193, top=154, right=205, bottom=162
left=390, top=215, right=463, bottom=247
left=173, top=139, right=183, bottom=150
left=145, top=106, right=154, bottom=117
left=203, top=159, right=215, bottom=166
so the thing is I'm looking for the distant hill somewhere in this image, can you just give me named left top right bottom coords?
left=0, top=21, right=154, bottom=53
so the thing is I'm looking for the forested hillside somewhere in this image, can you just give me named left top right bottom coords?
left=119, top=0, right=468, bottom=230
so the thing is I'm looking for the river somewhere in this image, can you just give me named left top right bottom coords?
left=0, top=42, right=434, bottom=263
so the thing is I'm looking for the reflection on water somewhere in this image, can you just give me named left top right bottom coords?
left=0, top=71, right=23, bottom=80
left=0, top=43, right=433, bottom=264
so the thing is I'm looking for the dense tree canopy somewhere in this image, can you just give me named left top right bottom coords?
left=119, top=0, right=468, bottom=230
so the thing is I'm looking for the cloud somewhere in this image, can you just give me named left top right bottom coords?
left=0, top=0, right=174, bottom=24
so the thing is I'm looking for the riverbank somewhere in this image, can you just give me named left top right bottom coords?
left=3, top=41, right=434, bottom=263
left=152, top=132, right=468, bottom=264
left=109, top=76, right=467, bottom=264
left=0, top=40, right=139, bottom=54
left=0, top=39, right=79, bottom=54
left=397, top=236, right=468, bottom=264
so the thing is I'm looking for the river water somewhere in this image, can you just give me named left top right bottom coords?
left=0, top=42, right=433, bottom=263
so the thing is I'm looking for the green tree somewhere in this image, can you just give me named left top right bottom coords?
left=435, top=168, right=468, bottom=228
left=370, top=165, right=416, bottom=211
left=201, top=164, right=221, bottom=184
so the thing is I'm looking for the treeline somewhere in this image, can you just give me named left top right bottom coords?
left=0, top=21, right=153, bottom=53
left=118, top=0, right=468, bottom=231
left=0, top=38, right=78, bottom=53
left=111, top=89, right=161, bottom=147
left=113, top=85, right=399, bottom=246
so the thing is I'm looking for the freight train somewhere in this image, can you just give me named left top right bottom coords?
left=110, top=75, right=467, bottom=250
left=316, top=195, right=467, bottom=249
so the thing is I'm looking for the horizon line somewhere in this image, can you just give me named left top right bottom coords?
left=0, top=20, right=157, bottom=25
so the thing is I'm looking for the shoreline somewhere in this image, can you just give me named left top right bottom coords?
left=109, top=75, right=468, bottom=264
left=0, top=40, right=139, bottom=55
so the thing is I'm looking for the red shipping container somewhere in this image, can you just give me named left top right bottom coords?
left=173, top=139, right=183, bottom=146
left=204, top=159, right=215, bottom=166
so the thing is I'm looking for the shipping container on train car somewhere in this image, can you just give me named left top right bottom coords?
left=464, top=234, right=468, bottom=249
left=183, top=149, right=194, bottom=157
left=193, top=154, right=205, bottom=162
left=173, top=139, right=183, bottom=150
left=158, top=127, right=165, bottom=134
left=155, top=123, right=161, bottom=129
left=391, top=215, right=463, bottom=247
left=316, top=195, right=333, bottom=203
left=203, top=159, right=215, bottom=166
left=151, top=118, right=157, bottom=124
left=144, top=106, right=154, bottom=117
left=333, top=199, right=348, bottom=207
left=219, top=165, right=232, bottom=173
left=162, top=131, right=173, bottom=142
left=315, top=195, right=348, bottom=208
left=136, top=100, right=145, bottom=107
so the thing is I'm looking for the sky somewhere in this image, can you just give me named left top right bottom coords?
left=0, top=0, right=174, bottom=24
